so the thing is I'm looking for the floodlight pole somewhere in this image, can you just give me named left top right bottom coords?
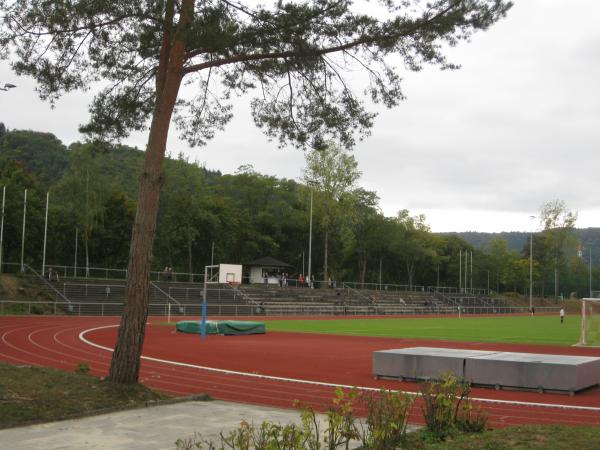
left=307, top=188, right=313, bottom=285
left=201, top=265, right=208, bottom=340
left=20, top=189, right=27, bottom=272
left=458, top=248, right=462, bottom=293
left=470, top=250, right=473, bottom=291
left=464, top=250, right=467, bottom=294
left=529, top=215, right=535, bottom=313
left=74, top=228, right=78, bottom=277
left=590, top=248, right=593, bottom=298
left=41, top=191, right=49, bottom=277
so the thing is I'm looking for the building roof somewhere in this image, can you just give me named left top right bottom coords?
left=245, top=256, right=293, bottom=268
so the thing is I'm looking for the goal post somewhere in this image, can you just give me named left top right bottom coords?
left=580, top=298, right=600, bottom=346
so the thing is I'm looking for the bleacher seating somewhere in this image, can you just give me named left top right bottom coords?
left=28, top=271, right=511, bottom=317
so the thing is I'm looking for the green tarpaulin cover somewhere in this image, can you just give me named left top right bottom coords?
left=176, top=320, right=266, bottom=335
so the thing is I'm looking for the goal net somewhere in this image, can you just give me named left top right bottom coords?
left=580, top=297, right=600, bottom=346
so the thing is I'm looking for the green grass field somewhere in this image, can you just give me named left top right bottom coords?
left=263, top=315, right=582, bottom=346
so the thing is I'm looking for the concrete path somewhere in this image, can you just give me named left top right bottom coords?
left=0, top=400, right=314, bottom=450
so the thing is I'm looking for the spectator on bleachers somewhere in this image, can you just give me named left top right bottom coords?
left=47, top=267, right=59, bottom=282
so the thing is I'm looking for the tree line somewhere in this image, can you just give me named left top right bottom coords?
left=1, top=129, right=597, bottom=297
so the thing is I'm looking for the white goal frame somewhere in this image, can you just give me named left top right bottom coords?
left=580, top=298, right=600, bottom=346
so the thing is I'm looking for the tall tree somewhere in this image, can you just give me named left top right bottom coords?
left=1, top=0, right=512, bottom=384
left=303, top=141, right=361, bottom=281
left=54, top=143, right=111, bottom=275
left=538, top=199, right=578, bottom=298
left=392, top=209, right=435, bottom=288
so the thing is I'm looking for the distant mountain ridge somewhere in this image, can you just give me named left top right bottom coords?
left=444, top=228, right=600, bottom=265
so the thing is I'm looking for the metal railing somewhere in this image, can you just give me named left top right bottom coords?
left=0, top=299, right=561, bottom=318
left=22, top=264, right=72, bottom=303
left=36, top=263, right=206, bottom=283
left=150, top=282, right=181, bottom=305
left=0, top=300, right=256, bottom=317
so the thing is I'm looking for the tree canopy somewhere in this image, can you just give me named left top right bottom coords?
left=1, top=0, right=513, bottom=384
left=2, top=0, right=512, bottom=148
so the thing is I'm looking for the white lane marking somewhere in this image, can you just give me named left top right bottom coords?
left=79, top=324, right=600, bottom=413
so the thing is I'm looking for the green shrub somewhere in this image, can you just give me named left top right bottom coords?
left=420, top=373, right=488, bottom=440
left=175, top=379, right=488, bottom=449
left=176, top=420, right=308, bottom=450
left=296, top=387, right=361, bottom=450
left=360, top=389, right=414, bottom=450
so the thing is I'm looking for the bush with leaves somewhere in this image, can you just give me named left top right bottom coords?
left=359, top=389, right=415, bottom=450
left=175, top=420, right=308, bottom=450
left=420, top=373, right=488, bottom=440
left=175, top=378, right=489, bottom=449
left=296, top=387, right=361, bottom=450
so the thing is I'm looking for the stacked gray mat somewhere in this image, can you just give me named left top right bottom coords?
left=372, top=347, right=600, bottom=393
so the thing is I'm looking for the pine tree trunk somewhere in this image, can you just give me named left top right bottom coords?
left=109, top=106, right=180, bottom=384
left=108, top=0, right=192, bottom=385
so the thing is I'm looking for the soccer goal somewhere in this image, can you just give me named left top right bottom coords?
left=580, top=297, right=600, bottom=346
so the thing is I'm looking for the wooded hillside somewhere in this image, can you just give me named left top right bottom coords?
left=1, top=129, right=598, bottom=297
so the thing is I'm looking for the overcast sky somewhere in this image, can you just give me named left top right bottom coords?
left=1, top=0, right=599, bottom=233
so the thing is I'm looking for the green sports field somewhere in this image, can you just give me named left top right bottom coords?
left=263, top=315, right=583, bottom=346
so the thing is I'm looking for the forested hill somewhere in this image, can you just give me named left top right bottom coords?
left=447, top=229, right=600, bottom=266
left=1, top=128, right=598, bottom=296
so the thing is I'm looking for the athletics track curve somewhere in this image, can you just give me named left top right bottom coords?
left=2, top=315, right=600, bottom=428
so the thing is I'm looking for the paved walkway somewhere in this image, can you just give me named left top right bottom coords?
left=0, top=400, right=316, bottom=450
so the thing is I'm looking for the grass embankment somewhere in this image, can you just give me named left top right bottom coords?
left=411, top=425, right=600, bottom=449
left=263, top=315, right=581, bottom=346
left=0, top=273, right=56, bottom=315
left=0, top=362, right=170, bottom=429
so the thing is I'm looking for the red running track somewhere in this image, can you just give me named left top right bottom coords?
left=2, top=315, right=600, bottom=428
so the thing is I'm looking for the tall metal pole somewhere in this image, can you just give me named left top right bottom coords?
left=20, top=189, right=27, bottom=272
left=74, top=228, right=78, bottom=277
left=470, top=250, right=473, bottom=291
left=201, top=265, right=208, bottom=340
left=464, top=250, right=468, bottom=293
left=459, top=250, right=462, bottom=292
left=211, top=241, right=215, bottom=265
left=307, top=189, right=313, bottom=286
left=529, top=215, right=535, bottom=312
left=42, top=191, right=49, bottom=277
left=0, top=186, right=5, bottom=273
left=379, top=258, right=383, bottom=290
left=590, top=248, right=593, bottom=298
